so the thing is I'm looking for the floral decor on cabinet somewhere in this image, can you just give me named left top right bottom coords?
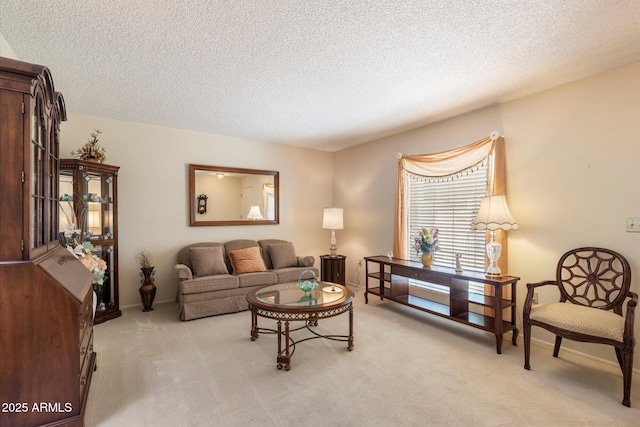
left=415, top=227, right=439, bottom=267
left=415, top=227, right=439, bottom=255
left=67, top=241, right=107, bottom=292
left=71, top=129, right=106, bottom=163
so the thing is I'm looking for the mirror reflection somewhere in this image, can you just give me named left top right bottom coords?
left=189, top=164, right=279, bottom=226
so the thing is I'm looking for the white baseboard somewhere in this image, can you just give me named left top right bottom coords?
left=528, top=336, right=640, bottom=375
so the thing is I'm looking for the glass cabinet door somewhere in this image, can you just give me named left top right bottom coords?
left=30, top=93, right=46, bottom=253
left=83, top=173, right=115, bottom=241
left=59, top=170, right=75, bottom=234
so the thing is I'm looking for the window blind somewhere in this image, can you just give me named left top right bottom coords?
left=406, top=159, right=488, bottom=293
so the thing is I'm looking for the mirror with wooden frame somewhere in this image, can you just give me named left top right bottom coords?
left=189, top=164, right=279, bottom=226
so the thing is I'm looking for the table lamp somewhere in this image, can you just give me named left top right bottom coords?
left=247, top=205, right=263, bottom=220
left=470, top=195, right=519, bottom=276
left=322, top=207, right=343, bottom=256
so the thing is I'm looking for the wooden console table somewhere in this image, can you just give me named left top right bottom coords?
left=365, top=256, right=519, bottom=354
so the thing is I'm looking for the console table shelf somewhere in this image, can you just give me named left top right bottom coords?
left=365, top=256, right=520, bottom=354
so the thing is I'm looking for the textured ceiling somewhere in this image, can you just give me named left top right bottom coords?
left=1, top=1, right=639, bottom=152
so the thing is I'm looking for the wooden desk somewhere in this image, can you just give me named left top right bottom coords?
left=365, top=256, right=519, bottom=354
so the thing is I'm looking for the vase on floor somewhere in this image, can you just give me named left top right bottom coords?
left=421, top=253, right=433, bottom=268
left=139, top=267, right=156, bottom=312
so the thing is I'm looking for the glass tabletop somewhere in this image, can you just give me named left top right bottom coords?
left=254, top=282, right=349, bottom=307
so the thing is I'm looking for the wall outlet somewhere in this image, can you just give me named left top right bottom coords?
left=532, top=291, right=539, bottom=305
left=358, top=259, right=363, bottom=267
left=627, top=218, right=640, bottom=232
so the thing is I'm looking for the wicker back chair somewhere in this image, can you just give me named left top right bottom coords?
left=523, top=247, right=637, bottom=406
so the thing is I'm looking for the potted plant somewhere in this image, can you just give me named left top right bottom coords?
left=136, top=250, right=156, bottom=311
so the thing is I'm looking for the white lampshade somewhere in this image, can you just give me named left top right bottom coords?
left=471, top=195, right=518, bottom=276
left=470, top=195, right=519, bottom=231
left=247, top=205, right=263, bottom=220
left=322, top=207, right=344, bottom=255
left=322, top=208, right=344, bottom=230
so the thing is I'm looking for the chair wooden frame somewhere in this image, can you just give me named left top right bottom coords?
left=523, top=247, right=637, bottom=407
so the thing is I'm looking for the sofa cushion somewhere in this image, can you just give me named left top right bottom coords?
left=180, top=275, right=239, bottom=294
left=189, top=246, right=229, bottom=277
left=228, top=246, right=267, bottom=275
left=268, top=242, right=298, bottom=269
left=274, top=267, right=319, bottom=284
left=237, top=271, right=278, bottom=288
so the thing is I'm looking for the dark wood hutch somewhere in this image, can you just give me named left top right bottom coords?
left=0, top=57, right=96, bottom=426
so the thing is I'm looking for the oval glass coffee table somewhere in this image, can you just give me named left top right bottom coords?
left=247, top=281, right=354, bottom=371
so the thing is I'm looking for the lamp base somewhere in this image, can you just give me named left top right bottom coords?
left=485, top=231, right=502, bottom=277
left=329, top=229, right=338, bottom=256
left=485, top=265, right=502, bottom=277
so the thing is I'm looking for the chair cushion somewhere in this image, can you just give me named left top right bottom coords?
left=228, top=246, right=267, bottom=275
left=529, top=302, right=624, bottom=342
left=189, top=246, right=229, bottom=277
left=268, top=242, right=298, bottom=269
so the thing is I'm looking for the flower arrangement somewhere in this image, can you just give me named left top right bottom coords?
left=66, top=241, right=107, bottom=295
left=414, top=227, right=440, bottom=255
left=71, top=129, right=106, bottom=163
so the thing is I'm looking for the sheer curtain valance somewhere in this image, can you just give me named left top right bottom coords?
left=393, top=135, right=507, bottom=271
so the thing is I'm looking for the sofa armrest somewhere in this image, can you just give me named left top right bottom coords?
left=297, top=256, right=315, bottom=267
left=175, top=263, right=193, bottom=281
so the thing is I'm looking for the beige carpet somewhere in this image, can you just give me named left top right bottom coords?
left=86, top=286, right=639, bottom=426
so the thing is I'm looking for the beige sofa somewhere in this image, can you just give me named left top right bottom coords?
left=174, top=239, right=318, bottom=321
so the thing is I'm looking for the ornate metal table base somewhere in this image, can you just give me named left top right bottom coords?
left=247, top=283, right=355, bottom=371
left=250, top=307, right=353, bottom=371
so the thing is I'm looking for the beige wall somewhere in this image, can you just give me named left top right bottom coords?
left=60, top=116, right=334, bottom=309
left=334, top=62, right=640, bottom=365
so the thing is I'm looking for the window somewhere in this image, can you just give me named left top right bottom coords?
left=406, top=159, right=488, bottom=269
left=406, top=160, right=488, bottom=294
left=394, top=135, right=509, bottom=305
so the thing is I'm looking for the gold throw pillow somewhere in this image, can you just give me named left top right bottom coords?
left=228, top=246, right=267, bottom=275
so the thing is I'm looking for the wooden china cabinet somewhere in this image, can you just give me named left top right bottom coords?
left=0, top=57, right=96, bottom=427
left=60, top=159, right=121, bottom=324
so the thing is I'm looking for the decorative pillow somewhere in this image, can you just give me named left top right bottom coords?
left=189, top=246, right=228, bottom=277
left=268, top=242, right=298, bottom=269
left=228, top=246, right=267, bottom=275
